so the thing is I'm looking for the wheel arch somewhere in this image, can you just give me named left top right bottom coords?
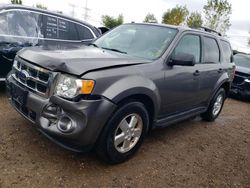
left=208, top=78, right=231, bottom=105
left=101, top=76, right=161, bottom=121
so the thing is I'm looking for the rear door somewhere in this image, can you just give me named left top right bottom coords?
left=196, top=35, right=223, bottom=104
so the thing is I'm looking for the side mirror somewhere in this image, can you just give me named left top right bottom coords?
left=169, top=53, right=195, bottom=66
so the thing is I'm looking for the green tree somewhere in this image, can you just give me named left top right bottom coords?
left=101, top=14, right=123, bottom=29
left=11, top=0, right=22, bottom=4
left=187, top=12, right=203, bottom=28
left=162, top=5, right=189, bottom=26
left=36, top=4, right=47, bottom=10
left=143, top=13, right=158, bottom=23
left=203, top=0, right=232, bottom=35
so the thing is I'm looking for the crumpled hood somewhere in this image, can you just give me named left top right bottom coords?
left=17, top=45, right=151, bottom=76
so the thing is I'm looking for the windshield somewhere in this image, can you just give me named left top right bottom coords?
left=234, top=54, right=250, bottom=68
left=93, top=24, right=178, bottom=60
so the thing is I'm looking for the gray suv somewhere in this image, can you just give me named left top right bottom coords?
left=6, top=23, right=235, bottom=164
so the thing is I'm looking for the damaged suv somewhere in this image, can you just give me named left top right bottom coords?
left=6, top=23, right=235, bottom=164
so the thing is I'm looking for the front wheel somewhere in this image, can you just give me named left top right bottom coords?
left=96, top=101, right=149, bottom=164
left=201, top=88, right=226, bottom=121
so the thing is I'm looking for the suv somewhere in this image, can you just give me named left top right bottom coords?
left=0, top=4, right=101, bottom=82
left=6, top=23, right=235, bottom=164
left=230, top=53, right=250, bottom=99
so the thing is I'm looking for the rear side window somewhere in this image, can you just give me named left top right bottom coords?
left=43, top=15, right=58, bottom=39
left=42, top=16, right=80, bottom=40
left=0, top=11, right=9, bottom=34
left=0, top=10, right=39, bottom=37
left=203, top=37, right=220, bottom=63
left=77, top=25, right=94, bottom=40
left=58, top=19, right=79, bottom=40
left=173, top=34, right=201, bottom=63
left=221, top=40, right=232, bottom=63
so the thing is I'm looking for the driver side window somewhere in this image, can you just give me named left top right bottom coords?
left=173, top=34, right=201, bottom=63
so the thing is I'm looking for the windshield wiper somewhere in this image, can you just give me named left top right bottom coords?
left=101, top=47, right=127, bottom=54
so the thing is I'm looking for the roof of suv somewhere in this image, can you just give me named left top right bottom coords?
left=0, top=4, right=101, bottom=37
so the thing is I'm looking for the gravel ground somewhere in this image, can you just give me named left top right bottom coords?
left=0, top=86, right=249, bottom=188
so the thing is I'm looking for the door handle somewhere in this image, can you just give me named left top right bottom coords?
left=193, top=70, right=200, bottom=76
left=218, top=68, right=223, bottom=73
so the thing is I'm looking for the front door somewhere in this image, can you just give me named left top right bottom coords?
left=163, top=33, right=202, bottom=115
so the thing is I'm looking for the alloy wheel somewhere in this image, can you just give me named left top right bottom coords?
left=114, top=113, right=143, bottom=153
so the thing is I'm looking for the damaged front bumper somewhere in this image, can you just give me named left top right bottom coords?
left=230, top=79, right=250, bottom=99
left=6, top=75, right=117, bottom=152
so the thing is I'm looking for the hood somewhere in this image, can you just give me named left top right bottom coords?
left=236, top=66, right=250, bottom=75
left=17, top=45, right=151, bottom=76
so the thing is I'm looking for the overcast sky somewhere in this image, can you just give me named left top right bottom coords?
left=1, top=0, right=250, bottom=52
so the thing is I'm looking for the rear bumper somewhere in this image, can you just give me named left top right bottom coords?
left=6, top=75, right=117, bottom=152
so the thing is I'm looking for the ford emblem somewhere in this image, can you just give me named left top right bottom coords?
left=18, top=70, right=29, bottom=82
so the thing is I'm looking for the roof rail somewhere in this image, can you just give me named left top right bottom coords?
left=197, top=26, right=222, bottom=36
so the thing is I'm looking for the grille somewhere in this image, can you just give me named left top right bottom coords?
left=233, top=75, right=245, bottom=85
left=233, top=72, right=250, bottom=85
left=235, top=71, right=250, bottom=78
left=12, top=99, right=37, bottom=122
left=12, top=60, right=51, bottom=97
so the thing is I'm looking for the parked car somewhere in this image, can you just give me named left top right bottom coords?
left=6, top=23, right=235, bottom=164
left=0, top=4, right=101, bottom=82
left=230, top=53, right=250, bottom=98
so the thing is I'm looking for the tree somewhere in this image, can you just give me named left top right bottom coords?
left=11, top=0, right=22, bottom=4
left=203, top=0, right=232, bottom=35
left=162, top=5, right=189, bottom=26
left=143, top=13, right=158, bottom=23
left=101, top=14, right=123, bottom=29
left=187, top=12, right=203, bottom=28
left=36, top=4, right=47, bottom=10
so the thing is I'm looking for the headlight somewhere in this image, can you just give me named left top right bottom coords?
left=13, top=60, right=18, bottom=68
left=55, top=74, right=95, bottom=99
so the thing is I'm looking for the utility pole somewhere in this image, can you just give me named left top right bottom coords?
left=83, top=0, right=90, bottom=21
left=69, top=3, right=77, bottom=17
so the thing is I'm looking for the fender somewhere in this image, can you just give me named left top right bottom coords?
left=101, top=75, right=161, bottom=118
left=207, top=72, right=231, bottom=104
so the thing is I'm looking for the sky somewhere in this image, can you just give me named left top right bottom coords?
left=0, top=0, right=250, bottom=53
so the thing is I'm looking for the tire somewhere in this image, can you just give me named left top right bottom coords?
left=201, top=88, right=226, bottom=122
left=96, top=101, right=150, bottom=164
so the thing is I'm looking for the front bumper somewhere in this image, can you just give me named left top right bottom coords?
left=230, top=81, right=250, bottom=98
left=6, top=75, right=117, bottom=152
